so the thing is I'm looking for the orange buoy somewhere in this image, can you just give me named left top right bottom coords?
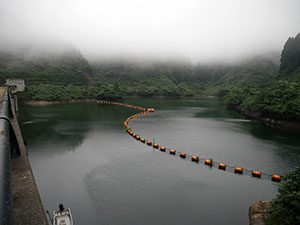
left=271, top=174, right=281, bottom=182
left=109, top=101, right=280, bottom=181
left=218, top=163, right=226, bottom=170
left=169, top=149, right=176, bottom=155
left=180, top=152, right=187, bottom=159
left=147, top=108, right=155, bottom=113
left=252, top=170, right=262, bottom=178
left=191, top=155, right=199, bottom=163
left=204, top=159, right=213, bottom=167
left=160, top=146, right=166, bottom=152
left=234, top=167, right=243, bottom=174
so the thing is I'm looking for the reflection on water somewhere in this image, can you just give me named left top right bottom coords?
left=19, top=98, right=300, bottom=225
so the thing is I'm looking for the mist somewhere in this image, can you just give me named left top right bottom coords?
left=0, top=0, right=299, bottom=63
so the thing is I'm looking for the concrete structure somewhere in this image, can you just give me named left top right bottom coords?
left=0, top=87, right=48, bottom=225
left=249, top=200, right=271, bottom=225
left=5, top=79, right=25, bottom=92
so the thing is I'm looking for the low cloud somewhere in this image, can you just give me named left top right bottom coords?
left=1, top=0, right=299, bottom=62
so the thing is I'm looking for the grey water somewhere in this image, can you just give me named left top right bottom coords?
left=19, top=98, right=300, bottom=225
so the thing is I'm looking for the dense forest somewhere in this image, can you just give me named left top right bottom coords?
left=0, top=49, right=279, bottom=99
left=0, top=34, right=299, bottom=121
left=279, top=33, right=300, bottom=80
left=266, top=167, right=300, bottom=225
left=0, top=49, right=92, bottom=85
left=225, top=33, right=300, bottom=121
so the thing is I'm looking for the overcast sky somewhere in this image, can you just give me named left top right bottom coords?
left=0, top=0, right=299, bottom=62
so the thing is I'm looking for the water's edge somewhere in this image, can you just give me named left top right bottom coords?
left=227, top=105, right=300, bottom=132
left=19, top=99, right=298, bottom=224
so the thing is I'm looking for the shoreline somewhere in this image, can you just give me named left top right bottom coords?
left=23, top=99, right=300, bottom=132
left=22, top=95, right=218, bottom=106
left=228, top=105, right=300, bottom=132
left=24, top=99, right=100, bottom=106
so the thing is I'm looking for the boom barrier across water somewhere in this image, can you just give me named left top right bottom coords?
left=98, top=100, right=282, bottom=183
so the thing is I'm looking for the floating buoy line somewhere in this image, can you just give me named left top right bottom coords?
left=98, top=100, right=282, bottom=183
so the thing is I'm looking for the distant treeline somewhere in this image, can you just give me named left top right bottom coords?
left=0, top=49, right=279, bottom=98
left=0, top=33, right=299, bottom=120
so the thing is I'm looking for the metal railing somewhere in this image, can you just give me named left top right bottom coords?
left=0, top=90, right=13, bottom=225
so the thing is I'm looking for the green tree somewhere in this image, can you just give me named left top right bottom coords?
left=224, top=87, right=245, bottom=106
left=266, top=167, right=300, bottom=225
left=280, top=33, right=300, bottom=74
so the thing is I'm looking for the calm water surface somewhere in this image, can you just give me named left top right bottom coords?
left=19, top=98, right=300, bottom=225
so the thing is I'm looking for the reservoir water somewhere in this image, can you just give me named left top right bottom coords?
left=19, top=98, right=300, bottom=225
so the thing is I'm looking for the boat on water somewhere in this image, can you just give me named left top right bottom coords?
left=49, top=204, right=73, bottom=225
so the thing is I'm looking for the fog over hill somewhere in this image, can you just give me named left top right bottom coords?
left=0, top=0, right=299, bottom=125
left=1, top=0, right=300, bottom=63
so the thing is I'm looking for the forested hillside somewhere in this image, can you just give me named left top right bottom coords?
left=90, top=54, right=279, bottom=97
left=0, top=49, right=91, bottom=86
left=0, top=44, right=280, bottom=100
left=1, top=33, right=298, bottom=122
left=90, top=60, right=195, bottom=97
left=225, top=33, right=300, bottom=121
left=278, top=33, right=300, bottom=81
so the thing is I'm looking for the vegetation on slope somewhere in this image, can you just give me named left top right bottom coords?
left=2, top=34, right=297, bottom=111
left=0, top=49, right=91, bottom=86
left=194, top=55, right=279, bottom=86
left=0, top=46, right=279, bottom=100
left=224, top=33, right=300, bottom=121
left=90, top=60, right=199, bottom=97
left=266, top=167, right=300, bottom=225
left=279, top=33, right=300, bottom=81
left=89, top=55, right=279, bottom=98
left=24, top=83, right=123, bottom=101
left=225, top=81, right=300, bottom=120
